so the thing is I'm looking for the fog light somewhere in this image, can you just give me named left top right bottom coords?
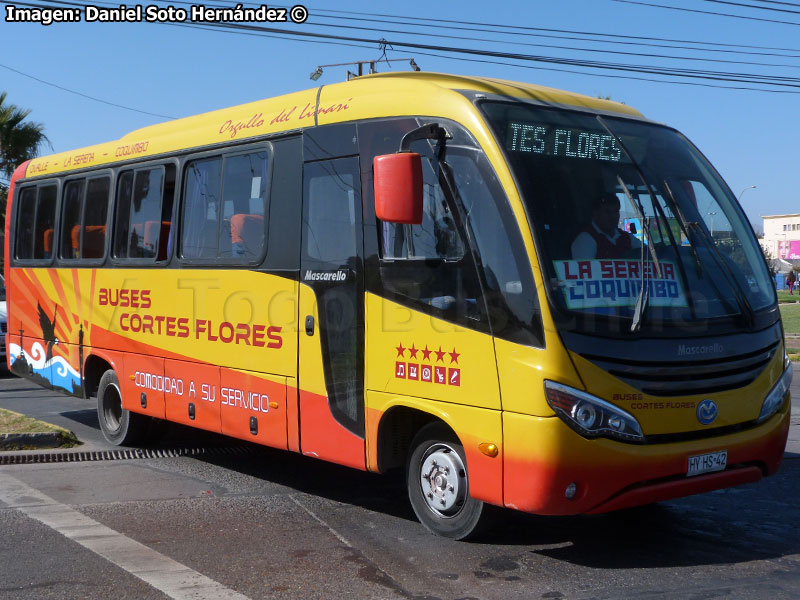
left=565, top=482, right=578, bottom=499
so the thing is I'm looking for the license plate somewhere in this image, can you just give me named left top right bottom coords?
left=687, top=450, right=727, bottom=477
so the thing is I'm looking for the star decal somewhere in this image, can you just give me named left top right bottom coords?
left=421, top=345, right=432, bottom=361
left=396, top=342, right=406, bottom=358
left=449, top=348, right=460, bottom=364
left=408, top=344, right=419, bottom=359
left=435, top=346, right=447, bottom=363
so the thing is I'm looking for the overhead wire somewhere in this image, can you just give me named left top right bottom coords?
left=757, top=0, right=800, bottom=6
left=751, top=0, right=800, bottom=6
left=132, top=17, right=800, bottom=90
left=292, top=4, right=800, bottom=58
left=612, top=0, right=800, bottom=26
left=704, top=0, right=800, bottom=15
left=4, top=0, right=800, bottom=108
left=30, top=0, right=800, bottom=57
left=287, top=16, right=800, bottom=70
left=384, top=46, right=800, bottom=94
left=17, top=0, right=800, bottom=59
left=167, top=14, right=800, bottom=93
left=291, top=3, right=800, bottom=54
left=152, top=21, right=800, bottom=94
left=0, top=61, right=176, bottom=119
left=167, top=19, right=797, bottom=93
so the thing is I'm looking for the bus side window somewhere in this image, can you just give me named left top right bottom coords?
left=220, top=150, right=270, bottom=260
left=59, top=177, right=110, bottom=261
left=113, top=165, right=173, bottom=261
left=380, top=163, right=465, bottom=261
left=15, top=184, right=56, bottom=261
left=181, top=157, right=222, bottom=259
left=377, top=141, right=484, bottom=325
left=60, top=180, right=85, bottom=259
left=447, top=152, right=543, bottom=347
left=14, top=187, right=37, bottom=260
left=161, top=164, right=176, bottom=258
left=114, top=171, right=135, bottom=257
left=82, top=177, right=111, bottom=259
left=32, top=185, right=57, bottom=260
left=181, top=149, right=270, bottom=262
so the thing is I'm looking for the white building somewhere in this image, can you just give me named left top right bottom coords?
left=761, top=213, right=800, bottom=259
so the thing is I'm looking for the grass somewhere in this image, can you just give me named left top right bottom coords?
left=776, top=290, right=800, bottom=303
left=0, top=407, right=62, bottom=433
left=780, top=300, right=800, bottom=360
left=780, top=303, right=800, bottom=335
left=0, top=407, right=79, bottom=449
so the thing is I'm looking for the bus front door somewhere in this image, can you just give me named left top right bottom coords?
left=298, top=156, right=366, bottom=470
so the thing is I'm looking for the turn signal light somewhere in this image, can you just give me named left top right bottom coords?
left=479, top=443, right=499, bottom=457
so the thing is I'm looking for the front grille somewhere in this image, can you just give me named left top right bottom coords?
left=580, top=340, right=779, bottom=397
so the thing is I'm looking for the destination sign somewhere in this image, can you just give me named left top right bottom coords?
left=506, top=121, right=624, bottom=163
left=553, top=259, right=688, bottom=310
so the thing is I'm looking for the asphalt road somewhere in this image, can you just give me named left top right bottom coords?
left=1, top=368, right=799, bottom=600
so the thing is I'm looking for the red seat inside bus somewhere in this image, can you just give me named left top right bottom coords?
left=230, top=214, right=264, bottom=257
left=43, top=228, right=54, bottom=257
left=71, top=225, right=106, bottom=259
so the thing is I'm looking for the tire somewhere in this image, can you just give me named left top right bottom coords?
left=97, top=369, right=147, bottom=446
left=406, top=422, right=486, bottom=540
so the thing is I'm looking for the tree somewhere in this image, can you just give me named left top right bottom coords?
left=760, top=242, right=778, bottom=288
left=0, top=91, right=50, bottom=221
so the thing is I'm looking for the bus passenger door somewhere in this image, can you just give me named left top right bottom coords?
left=298, top=156, right=366, bottom=470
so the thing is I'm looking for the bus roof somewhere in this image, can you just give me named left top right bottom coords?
left=22, top=71, right=644, bottom=179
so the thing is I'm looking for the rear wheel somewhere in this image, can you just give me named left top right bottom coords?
left=406, top=422, right=486, bottom=540
left=97, top=369, right=146, bottom=446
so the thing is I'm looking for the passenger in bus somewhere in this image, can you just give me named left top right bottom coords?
left=571, top=192, right=642, bottom=259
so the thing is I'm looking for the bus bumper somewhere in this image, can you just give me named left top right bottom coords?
left=502, top=401, right=790, bottom=515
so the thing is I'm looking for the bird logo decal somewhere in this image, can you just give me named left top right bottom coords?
left=37, top=302, right=58, bottom=365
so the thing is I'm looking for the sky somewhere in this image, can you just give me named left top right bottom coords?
left=2, top=0, right=798, bottom=232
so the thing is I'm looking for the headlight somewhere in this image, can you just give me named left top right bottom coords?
left=545, top=380, right=644, bottom=442
left=757, top=359, right=792, bottom=424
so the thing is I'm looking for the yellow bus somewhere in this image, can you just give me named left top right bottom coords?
left=5, top=72, right=790, bottom=539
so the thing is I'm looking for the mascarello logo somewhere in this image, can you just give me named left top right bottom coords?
left=696, top=399, right=718, bottom=425
left=677, top=342, right=724, bottom=357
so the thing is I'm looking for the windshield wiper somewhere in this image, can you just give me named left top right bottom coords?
left=598, top=114, right=673, bottom=332
left=597, top=115, right=703, bottom=332
left=661, top=180, right=703, bottom=280
left=668, top=194, right=756, bottom=330
left=616, top=176, right=659, bottom=332
left=660, top=179, right=755, bottom=328
left=616, top=175, right=662, bottom=278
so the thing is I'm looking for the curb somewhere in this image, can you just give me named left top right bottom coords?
left=0, top=431, right=76, bottom=450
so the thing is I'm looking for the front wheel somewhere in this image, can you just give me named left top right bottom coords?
left=97, top=369, right=147, bottom=446
left=406, top=422, right=486, bottom=540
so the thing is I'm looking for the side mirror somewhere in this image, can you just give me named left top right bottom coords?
left=373, top=152, right=423, bottom=225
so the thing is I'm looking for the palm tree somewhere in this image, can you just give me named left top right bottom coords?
left=0, top=91, right=50, bottom=222
left=0, top=91, right=50, bottom=178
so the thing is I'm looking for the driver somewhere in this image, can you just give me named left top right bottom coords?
left=571, top=192, right=642, bottom=259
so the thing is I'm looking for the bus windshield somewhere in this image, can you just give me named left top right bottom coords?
left=481, top=101, right=775, bottom=334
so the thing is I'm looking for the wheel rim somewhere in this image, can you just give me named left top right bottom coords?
left=419, top=443, right=468, bottom=518
left=102, top=383, right=123, bottom=433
